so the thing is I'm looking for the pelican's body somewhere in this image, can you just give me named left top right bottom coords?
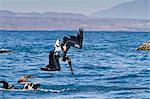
left=54, top=39, right=65, bottom=57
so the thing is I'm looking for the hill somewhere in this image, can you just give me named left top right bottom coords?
left=92, top=0, right=150, bottom=19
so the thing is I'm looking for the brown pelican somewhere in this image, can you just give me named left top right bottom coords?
left=17, top=75, right=40, bottom=90
left=136, top=40, right=150, bottom=50
left=41, top=28, right=84, bottom=75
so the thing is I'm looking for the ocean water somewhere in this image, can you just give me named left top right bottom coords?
left=0, top=30, right=150, bottom=99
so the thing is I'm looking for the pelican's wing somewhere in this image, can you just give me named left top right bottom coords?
left=48, top=51, right=60, bottom=70
left=63, top=28, right=83, bottom=49
left=41, top=50, right=61, bottom=71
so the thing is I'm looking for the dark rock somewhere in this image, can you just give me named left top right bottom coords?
left=136, top=40, right=150, bottom=50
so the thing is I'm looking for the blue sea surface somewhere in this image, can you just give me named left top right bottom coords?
left=0, top=30, right=150, bottom=99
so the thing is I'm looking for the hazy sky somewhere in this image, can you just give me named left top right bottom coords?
left=0, top=0, right=133, bottom=15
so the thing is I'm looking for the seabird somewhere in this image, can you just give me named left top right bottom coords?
left=17, top=75, right=40, bottom=90
left=41, top=28, right=84, bottom=75
left=0, top=48, right=12, bottom=53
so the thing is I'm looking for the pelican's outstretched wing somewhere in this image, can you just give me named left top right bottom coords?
left=63, top=28, right=83, bottom=49
left=41, top=50, right=60, bottom=71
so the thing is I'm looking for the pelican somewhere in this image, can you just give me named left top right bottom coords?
left=41, top=28, right=84, bottom=75
left=17, top=75, right=40, bottom=90
left=0, top=48, right=12, bottom=53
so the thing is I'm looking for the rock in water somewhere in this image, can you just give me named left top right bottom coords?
left=136, top=40, right=150, bottom=50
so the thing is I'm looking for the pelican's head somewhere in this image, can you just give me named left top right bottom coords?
left=17, top=75, right=32, bottom=83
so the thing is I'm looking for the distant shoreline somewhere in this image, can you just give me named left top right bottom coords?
left=1, top=10, right=150, bottom=33
left=1, top=18, right=149, bottom=32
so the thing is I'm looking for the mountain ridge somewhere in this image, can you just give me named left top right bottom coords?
left=0, top=10, right=87, bottom=19
left=91, top=0, right=150, bottom=19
